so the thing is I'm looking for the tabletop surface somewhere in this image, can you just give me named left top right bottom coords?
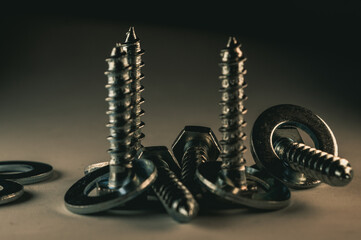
left=0, top=15, right=360, bottom=240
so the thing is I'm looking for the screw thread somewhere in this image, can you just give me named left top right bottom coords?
left=219, top=37, right=248, bottom=189
left=121, top=27, right=145, bottom=153
left=181, top=146, right=208, bottom=192
left=274, top=138, right=353, bottom=186
left=152, top=158, right=199, bottom=222
left=105, top=44, right=135, bottom=188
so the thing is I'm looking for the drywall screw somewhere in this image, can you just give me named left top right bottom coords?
left=251, top=104, right=353, bottom=189
left=196, top=37, right=290, bottom=210
left=172, top=126, right=221, bottom=195
left=64, top=30, right=157, bottom=214
left=142, top=146, right=199, bottom=223
left=121, top=27, right=145, bottom=154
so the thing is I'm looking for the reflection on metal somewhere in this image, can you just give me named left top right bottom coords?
left=251, top=104, right=353, bottom=189
left=64, top=27, right=157, bottom=214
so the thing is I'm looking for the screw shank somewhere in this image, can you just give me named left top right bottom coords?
left=274, top=138, right=353, bottom=186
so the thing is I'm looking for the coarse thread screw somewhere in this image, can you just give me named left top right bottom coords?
left=219, top=37, right=248, bottom=190
left=274, top=138, right=353, bottom=186
left=172, top=126, right=221, bottom=195
left=105, top=43, right=135, bottom=189
left=143, top=147, right=199, bottom=223
left=121, top=27, right=145, bottom=154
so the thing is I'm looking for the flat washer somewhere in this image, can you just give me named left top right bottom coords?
left=0, top=179, right=24, bottom=205
left=0, top=161, right=53, bottom=185
left=196, top=161, right=291, bottom=210
left=250, top=104, right=337, bottom=189
left=64, top=158, right=157, bottom=214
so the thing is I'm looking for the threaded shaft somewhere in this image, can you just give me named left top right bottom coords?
left=121, top=27, right=145, bottom=154
left=105, top=44, right=135, bottom=189
left=274, top=138, right=353, bottom=186
left=151, top=158, right=199, bottom=223
left=219, top=37, right=248, bottom=189
left=181, top=146, right=208, bottom=193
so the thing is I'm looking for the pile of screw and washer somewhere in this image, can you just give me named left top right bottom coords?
left=64, top=27, right=354, bottom=223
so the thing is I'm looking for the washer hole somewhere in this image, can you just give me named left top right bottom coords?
left=0, top=164, right=34, bottom=175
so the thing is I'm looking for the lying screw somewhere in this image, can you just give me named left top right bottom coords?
left=142, top=146, right=199, bottom=223
left=196, top=37, right=290, bottom=210
left=172, top=126, right=221, bottom=195
left=251, top=104, right=353, bottom=189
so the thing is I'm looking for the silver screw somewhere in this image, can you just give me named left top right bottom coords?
left=251, top=104, right=353, bottom=189
left=218, top=36, right=249, bottom=190
left=172, top=126, right=221, bottom=195
left=121, top=27, right=145, bottom=154
left=64, top=29, right=157, bottom=214
left=196, top=37, right=291, bottom=210
left=274, top=136, right=353, bottom=186
left=142, top=146, right=199, bottom=223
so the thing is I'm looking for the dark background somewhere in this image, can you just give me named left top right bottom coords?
left=1, top=1, right=361, bottom=111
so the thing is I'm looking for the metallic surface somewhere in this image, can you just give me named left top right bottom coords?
left=172, top=125, right=220, bottom=194
left=250, top=104, right=349, bottom=189
left=64, top=159, right=157, bottom=214
left=0, top=161, right=53, bottom=185
left=142, top=146, right=199, bottom=223
left=0, top=179, right=24, bottom=205
left=64, top=27, right=156, bottom=214
left=274, top=137, right=353, bottom=187
left=218, top=37, right=248, bottom=189
left=196, top=162, right=290, bottom=210
left=122, top=27, right=146, bottom=153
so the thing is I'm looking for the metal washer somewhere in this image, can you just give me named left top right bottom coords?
left=64, top=158, right=157, bottom=214
left=196, top=161, right=291, bottom=210
left=0, top=179, right=24, bottom=205
left=0, top=161, right=53, bottom=185
left=250, top=104, right=338, bottom=189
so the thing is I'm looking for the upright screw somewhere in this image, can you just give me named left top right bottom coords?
left=172, top=126, right=221, bottom=195
left=195, top=37, right=291, bottom=210
left=274, top=137, right=353, bottom=186
left=121, top=27, right=145, bottom=154
left=142, top=146, right=199, bottom=223
left=218, top=37, right=249, bottom=190
left=251, top=104, right=353, bottom=189
left=105, top=42, right=135, bottom=189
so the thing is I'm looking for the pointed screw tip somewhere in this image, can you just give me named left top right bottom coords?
left=226, top=36, right=239, bottom=48
left=125, top=26, right=138, bottom=43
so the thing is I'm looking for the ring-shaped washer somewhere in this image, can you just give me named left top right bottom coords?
left=250, top=104, right=337, bottom=189
left=0, top=179, right=24, bottom=205
left=64, top=158, right=157, bottom=214
left=0, top=161, right=53, bottom=185
left=196, top=161, right=291, bottom=210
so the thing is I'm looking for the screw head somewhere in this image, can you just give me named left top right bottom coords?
left=250, top=104, right=338, bottom=189
left=172, top=126, right=221, bottom=165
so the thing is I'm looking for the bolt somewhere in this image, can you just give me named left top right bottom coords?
left=142, top=146, right=199, bottom=223
left=196, top=37, right=290, bottom=210
left=121, top=27, right=145, bottom=155
left=251, top=104, right=353, bottom=189
left=172, top=126, right=221, bottom=195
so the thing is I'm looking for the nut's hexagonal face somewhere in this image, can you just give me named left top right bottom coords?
left=142, top=146, right=181, bottom=173
left=272, top=126, right=303, bottom=146
left=172, top=126, right=221, bottom=165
